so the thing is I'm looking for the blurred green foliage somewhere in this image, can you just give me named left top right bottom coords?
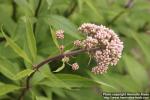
left=0, top=0, right=150, bottom=100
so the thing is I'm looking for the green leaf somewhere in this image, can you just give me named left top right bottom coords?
left=46, top=0, right=53, bottom=9
left=87, top=71, right=117, bottom=90
left=0, top=58, right=19, bottom=80
left=13, top=69, right=34, bottom=80
left=102, top=73, right=141, bottom=92
left=14, top=0, right=34, bottom=16
left=36, top=96, right=49, bottom=100
left=84, top=0, right=102, bottom=19
left=22, top=17, right=37, bottom=62
left=38, top=70, right=71, bottom=90
left=88, top=72, right=141, bottom=92
left=131, top=31, right=150, bottom=62
left=77, top=0, right=83, bottom=12
left=56, top=74, right=97, bottom=87
left=1, top=28, right=32, bottom=64
left=50, top=26, right=59, bottom=49
left=123, top=54, right=149, bottom=88
left=45, top=15, right=82, bottom=39
left=53, top=62, right=65, bottom=72
left=31, top=55, right=52, bottom=85
left=0, top=64, right=15, bottom=80
left=0, top=84, right=20, bottom=96
left=42, top=87, right=52, bottom=99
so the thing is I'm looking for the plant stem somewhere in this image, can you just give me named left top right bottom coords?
left=33, top=0, right=42, bottom=33
left=18, top=47, right=101, bottom=100
left=12, top=0, right=17, bottom=22
left=108, top=0, right=134, bottom=25
left=64, top=0, right=77, bottom=17
left=108, top=10, right=126, bottom=25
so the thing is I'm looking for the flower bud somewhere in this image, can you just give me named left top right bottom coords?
left=71, top=63, right=79, bottom=71
left=62, top=56, right=69, bottom=62
left=56, top=30, right=64, bottom=39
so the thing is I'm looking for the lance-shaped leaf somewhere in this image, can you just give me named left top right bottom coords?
left=0, top=84, right=20, bottom=96
left=0, top=58, right=19, bottom=80
left=123, top=54, right=149, bottom=88
left=13, top=69, right=34, bottom=80
left=50, top=26, right=59, bottom=49
left=53, top=62, right=65, bottom=72
left=1, top=28, right=31, bottom=64
left=56, top=74, right=97, bottom=87
left=22, top=17, right=37, bottom=62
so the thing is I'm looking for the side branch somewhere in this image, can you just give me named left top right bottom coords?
left=35, top=47, right=101, bottom=70
left=18, top=47, right=101, bottom=100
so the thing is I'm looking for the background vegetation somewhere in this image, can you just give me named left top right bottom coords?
left=0, top=0, right=150, bottom=100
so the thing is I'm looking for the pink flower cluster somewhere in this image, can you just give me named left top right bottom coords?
left=71, top=63, right=79, bottom=71
left=56, top=30, right=64, bottom=39
left=76, top=23, right=123, bottom=74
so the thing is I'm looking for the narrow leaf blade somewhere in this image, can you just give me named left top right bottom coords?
left=123, top=54, right=149, bottom=88
left=1, top=28, right=31, bottom=64
left=13, top=69, right=34, bottom=80
left=0, top=84, right=20, bottom=96
left=53, top=62, right=65, bottom=72
left=22, top=17, right=37, bottom=62
left=50, top=26, right=59, bottom=49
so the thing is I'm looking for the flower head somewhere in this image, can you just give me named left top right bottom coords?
left=82, top=36, right=98, bottom=49
left=78, top=23, right=123, bottom=74
left=74, top=40, right=82, bottom=47
left=56, top=30, right=64, bottom=39
left=92, top=65, right=108, bottom=74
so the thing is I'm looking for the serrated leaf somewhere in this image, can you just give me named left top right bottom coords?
left=123, top=54, right=149, bottom=88
left=1, top=28, right=32, bottom=64
left=53, top=62, right=65, bottom=72
left=22, top=17, right=37, bottom=62
left=50, top=26, right=59, bottom=49
left=0, top=84, right=20, bottom=96
left=13, top=69, right=34, bottom=80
